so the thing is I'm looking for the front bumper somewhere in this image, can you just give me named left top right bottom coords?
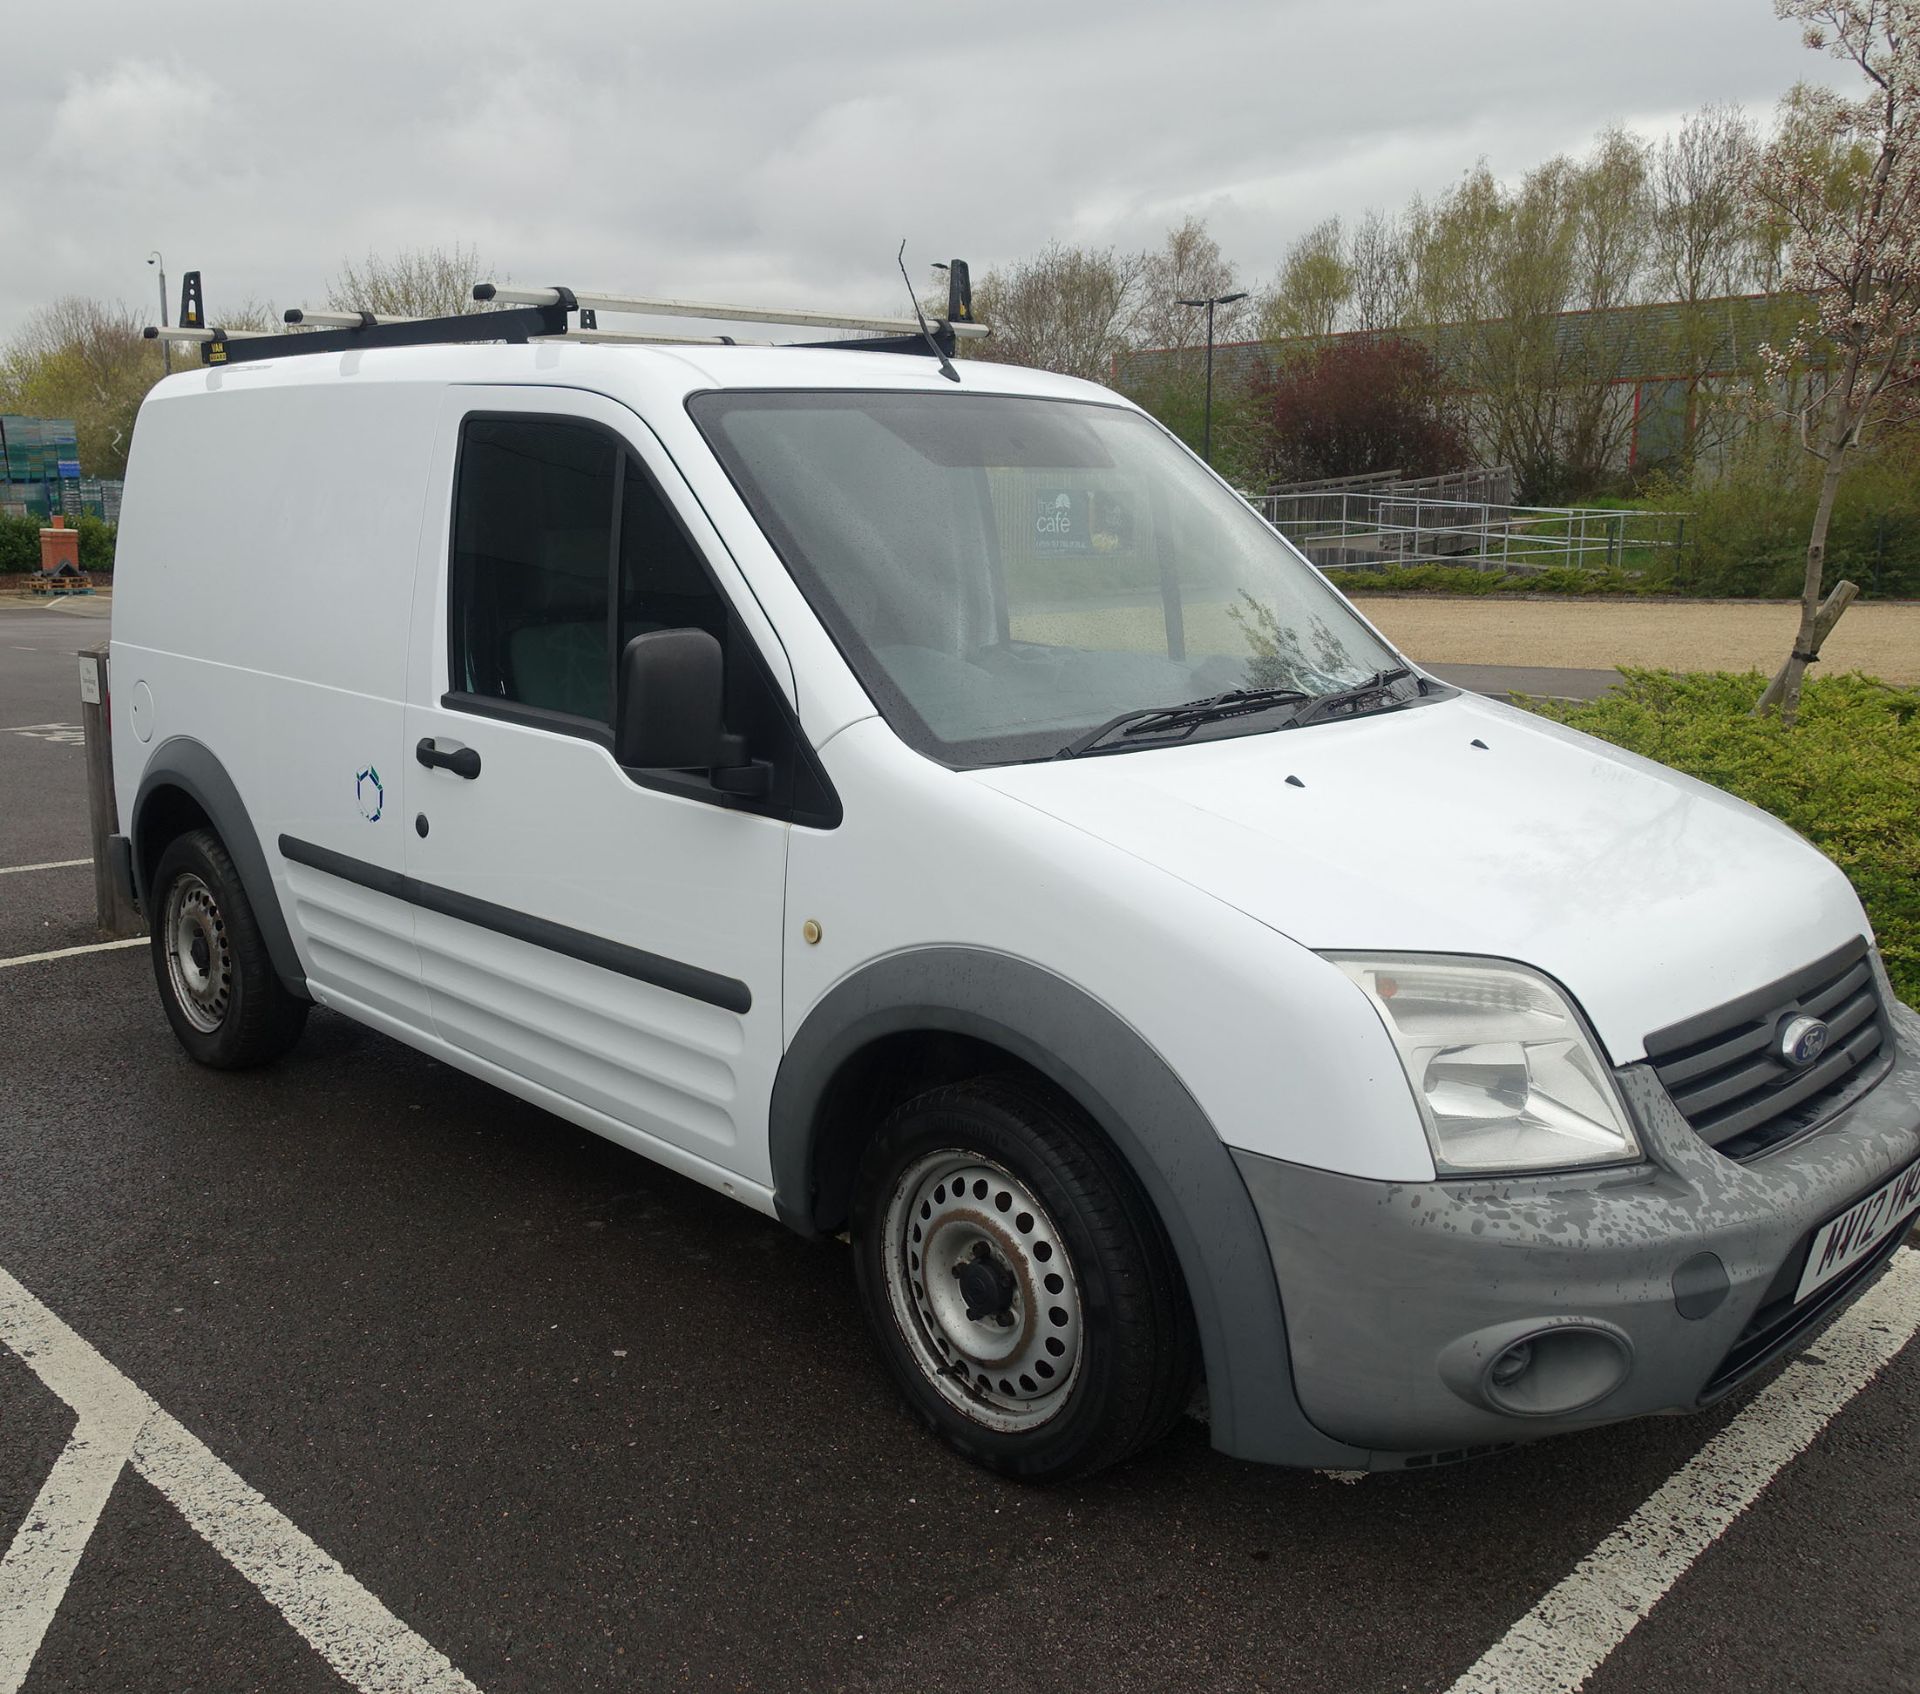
left=1234, top=980, right=1920, bottom=1459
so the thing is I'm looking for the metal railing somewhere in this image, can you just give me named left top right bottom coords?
left=1245, top=481, right=1690, bottom=575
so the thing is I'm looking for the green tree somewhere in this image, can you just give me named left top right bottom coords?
left=0, top=298, right=164, bottom=480
left=1257, top=217, right=1351, bottom=341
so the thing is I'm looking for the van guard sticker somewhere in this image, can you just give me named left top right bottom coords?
left=356, top=767, right=384, bottom=822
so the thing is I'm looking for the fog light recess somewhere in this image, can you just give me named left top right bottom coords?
left=1440, top=1320, right=1633, bottom=1418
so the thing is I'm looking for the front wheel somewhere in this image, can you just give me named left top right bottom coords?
left=852, top=1075, right=1195, bottom=1482
left=150, top=828, right=308, bottom=1069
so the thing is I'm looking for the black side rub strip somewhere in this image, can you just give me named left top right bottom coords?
left=278, top=835, right=751, bottom=1015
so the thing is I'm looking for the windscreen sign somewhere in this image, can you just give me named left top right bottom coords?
left=1034, top=489, right=1086, bottom=554
left=1033, top=489, right=1133, bottom=556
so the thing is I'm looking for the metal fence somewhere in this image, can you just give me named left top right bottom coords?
left=1244, top=473, right=1689, bottom=576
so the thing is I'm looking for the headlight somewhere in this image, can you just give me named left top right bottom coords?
left=1329, top=954, right=1642, bottom=1176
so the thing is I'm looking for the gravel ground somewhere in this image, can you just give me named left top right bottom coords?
left=1352, top=596, right=1920, bottom=684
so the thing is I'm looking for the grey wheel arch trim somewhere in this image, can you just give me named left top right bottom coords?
left=768, top=947, right=1368, bottom=1468
left=131, top=737, right=308, bottom=997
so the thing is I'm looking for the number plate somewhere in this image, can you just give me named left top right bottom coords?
left=1795, top=1159, right=1920, bottom=1305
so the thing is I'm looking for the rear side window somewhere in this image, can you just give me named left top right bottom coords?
left=449, top=418, right=617, bottom=721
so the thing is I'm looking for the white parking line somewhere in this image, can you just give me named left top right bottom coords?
left=0, top=939, right=145, bottom=970
left=0, top=1266, right=482, bottom=1694
left=1447, top=1246, right=1920, bottom=1694
left=0, top=860, right=89, bottom=876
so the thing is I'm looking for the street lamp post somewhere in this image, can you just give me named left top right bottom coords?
left=148, top=251, right=170, bottom=374
left=1175, top=290, right=1247, bottom=466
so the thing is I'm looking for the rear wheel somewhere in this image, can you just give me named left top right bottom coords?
left=150, top=829, right=307, bottom=1068
left=852, top=1074, right=1195, bottom=1482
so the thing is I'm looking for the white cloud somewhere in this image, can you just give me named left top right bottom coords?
left=0, top=0, right=1864, bottom=342
left=45, top=59, right=218, bottom=176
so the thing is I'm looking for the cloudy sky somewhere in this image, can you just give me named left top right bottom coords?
left=1, top=0, right=1851, bottom=343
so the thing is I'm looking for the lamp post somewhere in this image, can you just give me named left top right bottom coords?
left=1175, top=290, right=1247, bottom=466
left=148, top=251, right=170, bottom=374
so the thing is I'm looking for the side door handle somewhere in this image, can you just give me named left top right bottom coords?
left=416, top=737, right=482, bottom=780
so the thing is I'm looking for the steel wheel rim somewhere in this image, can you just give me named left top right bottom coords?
left=163, top=872, right=232, bottom=1034
left=881, top=1149, right=1085, bottom=1433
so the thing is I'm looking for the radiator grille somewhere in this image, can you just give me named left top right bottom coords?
left=1644, top=940, right=1890, bottom=1161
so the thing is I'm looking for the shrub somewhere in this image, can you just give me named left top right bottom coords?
left=1249, top=336, right=1470, bottom=484
left=0, top=513, right=116, bottom=575
left=1335, top=563, right=1653, bottom=596
left=74, top=514, right=115, bottom=574
left=1529, top=671, right=1920, bottom=1002
left=1634, top=433, right=1920, bottom=599
left=0, top=513, right=36, bottom=572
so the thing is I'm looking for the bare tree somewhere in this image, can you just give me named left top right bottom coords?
left=1348, top=208, right=1416, bottom=332
left=967, top=243, right=1146, bottom=382
left=327, top=244, right=497, bottom=318
left=1751, top=0, right=1920, bottom=720
left=1651, top=104, right=1764, bottom=303
left=1645, top=105, right=1766, bottom=460
left=1132, top=215, right=1250, bottom=351
left=1571, top=127, right=1653, bottom=312
left=1257, top=217, right=1352, bottom=341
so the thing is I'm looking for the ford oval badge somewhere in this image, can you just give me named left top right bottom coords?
left=1778, top=1014, right=1830, bottom=1069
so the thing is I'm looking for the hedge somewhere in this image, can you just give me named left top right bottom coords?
left=1528, top=670, right=1920, bottom=1004
left=0, top=513, right=115, bottom=575
left=1336, top=563, right=1654, bottom=596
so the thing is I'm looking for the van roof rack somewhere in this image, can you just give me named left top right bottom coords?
left=142, top=263, right=986, bottom=369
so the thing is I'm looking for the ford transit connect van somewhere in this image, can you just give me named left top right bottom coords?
left=111, top=312, right=1920, bottom=1480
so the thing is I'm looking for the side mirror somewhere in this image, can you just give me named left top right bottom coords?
left=615, top=628, right=770, bottom=797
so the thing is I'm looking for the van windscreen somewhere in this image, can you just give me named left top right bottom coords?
left=689, top=390, right=1402, bottom=769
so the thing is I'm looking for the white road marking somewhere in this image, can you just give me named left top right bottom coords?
left=1447, top=1245, right=1920, bottom=1694
left=0, top=859, right=89, bottom=876
left=0, top=1275, right=153, bottom=1694
left=0, top=724, right=83, bottom=747
left=0, top=1265, right=482, bottom=1694
left=0, top=1423, right=148, bottom=1691
left=0, top=939, right=145, bottom=970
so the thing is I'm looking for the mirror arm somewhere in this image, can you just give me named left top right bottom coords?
left=709, top=733, right=772, bottom=798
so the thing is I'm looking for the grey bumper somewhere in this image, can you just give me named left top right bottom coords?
left=1233, top=985, right=1920, bottom=1458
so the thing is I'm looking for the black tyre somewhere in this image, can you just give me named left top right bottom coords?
left=149, top=828, right=308, bottom=1069
left=852, top=1074, right=1196, bottom=1482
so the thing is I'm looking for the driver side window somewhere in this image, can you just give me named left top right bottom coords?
left=448, top=415, right=731, bottom=730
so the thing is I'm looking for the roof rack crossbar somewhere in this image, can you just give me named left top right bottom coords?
left=283, top=307, right=421, bottom=328
left=144, top=300, right=575, bottom=366
left=532, top=328, right=741, bottom=346
left=144, top=325, right=271, bottom=343
left=474, top=282, right=991, bottom=341
left=143, top=262, right=987, bottom=367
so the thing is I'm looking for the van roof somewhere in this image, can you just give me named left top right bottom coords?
left=140, top=341, right=1123, bottom=411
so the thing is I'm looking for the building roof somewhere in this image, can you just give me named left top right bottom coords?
left=1115, top=292, right=1812, bottom=394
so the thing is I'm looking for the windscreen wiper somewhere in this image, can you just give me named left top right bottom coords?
left=1288, top=667, right=1419, bottom=728
left=1055, top=686, right=1312, bottom=760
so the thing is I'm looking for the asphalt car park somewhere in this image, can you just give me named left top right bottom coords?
left=2, top=597, right=1918, bottom=1693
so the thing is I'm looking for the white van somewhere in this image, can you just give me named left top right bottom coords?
left=111, top=299, right=1920, bottom=1481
